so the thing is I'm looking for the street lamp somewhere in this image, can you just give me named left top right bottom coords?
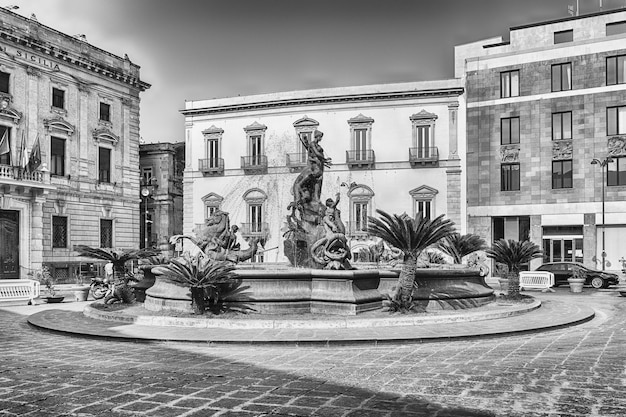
left=591, top=157, right=613, bottom=271
left=140, top=178, right=157, bottom=249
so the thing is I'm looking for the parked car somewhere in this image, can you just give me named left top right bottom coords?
left=535, top=262, right=619, bottom=289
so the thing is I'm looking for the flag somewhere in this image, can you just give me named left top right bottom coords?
left=27, top=134, right=41, bottom=171
left=18, top=130, right=27, bottom=169
left=0, top=128, right=8, bottom=156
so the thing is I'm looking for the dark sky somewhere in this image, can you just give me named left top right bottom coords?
left=12, top=0, right=626, bottom=142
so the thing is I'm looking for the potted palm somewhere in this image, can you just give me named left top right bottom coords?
left=568, top=265, right=586, bottom=293
left=486, top=239, right=543, bottom=299
left=32, top=266, right=64, bottom=303
left=367, top=209, right=456, bottom=313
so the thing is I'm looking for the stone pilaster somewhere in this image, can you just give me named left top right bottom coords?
left=529, top=215, right=543, bottom=270
left=583, top=213, right=596, bottom=267
left=30, top=196, right=45, bottom=272
left=446, top=167, right=462, bottom=229
left=448, top=102, right=460, bottom=160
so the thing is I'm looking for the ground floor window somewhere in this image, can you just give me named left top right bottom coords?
left=100, top=219, right=113, bottom=248
left=52, top=216, right=68, bottom=248
left=542, top=226, right=583, bottom=263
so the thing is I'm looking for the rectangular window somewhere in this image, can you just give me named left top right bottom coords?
left=552, top=160, right=573, bottom=189
left=50, top=137, right=65, bottom=176
left=501, top=163, right=520, bottom=191
left=141, top=166, right=153, bottom=184
left=206, top=139, right=220, bottom=167
left=249, top=135, right=262, bottom=165
left=607, top=55, right=626, bottom=85
left=100, top=219, right=113, bottom=248
left=552, top=63, right=572, bottom=92
left=298, top=132, right=310, bottom=163
left=99, top=102, right=110, bottom=122
left=552, top=112, right=572, bottom=140
left=249, top=204, right=263, bottom=233
left=607, top=21, right=626, bottom=36
left=554, top=29, right=573, bottom=44
left=416, top=200, right=431, bottom=220
left=354, top=201, right=368, bottom=231
left=0, top=126, right=11, bottom=165
left=416, top=126, right=432, bottom=158
left=206, top=206, right=218, bottom=220
left=52, top=216, right=67, bottom=248
left=501, top=117, right=520, bottom=145
left=607, top=156, right=626, bottom=186
left=98, top=147, right=111, bottom=183
left=353, top=128, right=367, bottom=160
left=500, top=70, right=519, bottom=98
left=0, top=71, right=9, bottom=94
left=52, top=87, right=65, bottom=109
left=607, top=106, right=626, bottom=135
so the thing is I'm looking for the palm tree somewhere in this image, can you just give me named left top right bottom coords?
left=75, top=245, right=159, bottom=303
left=438, top=233, right=487, bottom=264
left=152, top=253, right=254, bottom=315
left=485, top=239, right=542, bottom=299
left=367, top=210, right=456, bottom=313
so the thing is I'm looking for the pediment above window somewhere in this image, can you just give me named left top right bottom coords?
left=410, top=110, right=438, bottom=125
left=44, top=117, right=75, bottom=136
left=243, top=188, right=267, bottom=204
left=348, top=113, right=374, bottom=126
left=409, top=185, right=439, bottom=200
left=92, top=127, right=119, bottom=145
left=243, top=121, right=267, bottom=133
left=293, top=116, right=319, bottom=129
left=202, top=125, right=224, bottom=139
left=347, top=184, right=374, bottom=199
left=0, top=106, right=22, bottom=124
left=201, top=192, right=224, bottom=205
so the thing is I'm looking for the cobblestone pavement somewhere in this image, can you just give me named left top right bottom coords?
left=1, top=290, right=625, bottom=416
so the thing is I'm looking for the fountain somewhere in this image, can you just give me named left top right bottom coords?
left=145, top=130, right=494, bottom=315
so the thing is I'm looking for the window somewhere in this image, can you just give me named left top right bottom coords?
left=243, top=122, right=267, bottom=168
left=410, top=185, right=437, bottom=221
left=0, top=126, right=11, bottom=165
left=353, top=128, right=368, bottom=160
left=52, top=87, right=65, bottom=109
left=607, top=106, right=626, bottom=135
left=501, top=163, right=520, bottom=191
left=249, top=135, right=262, bottom=165
left=554, top=29, right=573, bottom=44
left=552, top=160, right=573, bottom=189
left=100, top=219, right=113, bottom=248
left=202, top=192, right=224, bottom=222
left=607, top=55, right=626, bottom=85
left=353, top=201, right=368, bottom=232
left=501, top=117, right=520, bottom=144
left=141, top=166, right=153, bottom=184
left=98, top=147, right=111, bottom=183
left=249, top=204, right=263, bottom=233
left=493, top=216, right=530, bottom=241
left=552, top=112, right=572, bottom=140
left=297, top=131, right=310, bottom=163
left=552, top=63, right=572, bottom=92
left=50, top=137, right=65, bottom=176
left=52, top=216, right=67, bottom=248
left=608, top=156, right=626, bottom=186
left=416, top=201, right=431, bottom=220
left=415, top=126, right=432, bottom=158
left=242, top=188, right=267, bottom=238
left=347, top=114, right=374, bottom=164
left=206, top=205, right=218, bottom=219
left=500, top=70, right=519, bottom=98
left=99, top=102, right=110, bottom=122
left=0, top=71, right=9, bottom=94
left=206, top=138, right=220, bottom=167
left=348, top=185, right=374, bottom=235
left=607, top=21, right=626, bottom=36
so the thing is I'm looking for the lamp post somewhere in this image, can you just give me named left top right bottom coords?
left=591, top=157, right=613, bottom=271
left=140, top=178, right=157, bottom=249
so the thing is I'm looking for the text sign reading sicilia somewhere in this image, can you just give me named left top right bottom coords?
left=0, top=45, right=61, bottom=71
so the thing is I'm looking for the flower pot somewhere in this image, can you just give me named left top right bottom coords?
left=567, top=277, right=585, bottom=293
left=71, top=286, right=91, bottom=302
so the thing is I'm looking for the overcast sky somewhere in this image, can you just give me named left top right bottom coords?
left=10, top=0, right=626, bottom=143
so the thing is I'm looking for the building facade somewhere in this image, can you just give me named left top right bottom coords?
left=0, top=10, right=149, bottom=280
left=181, top=80, right=466, bottom=263
left=455, top=9, right=626, bottom=271
left=139, top=142, right=184, bottom=255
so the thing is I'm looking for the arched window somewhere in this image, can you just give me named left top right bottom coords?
left=347, top=184, right=374, bottom=237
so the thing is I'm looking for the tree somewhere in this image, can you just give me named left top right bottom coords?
left=367, top=210, right=456, bottom=312
left=485, top=239, right=543, bottom=299
left=75, top=245, right=159, bottom=303
left=438, top=233, right=487, bottom=264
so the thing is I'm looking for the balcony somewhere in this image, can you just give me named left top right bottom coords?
left=409, top=146, right=439, bottom=167
left=198, top=158, right=224, bottom=175
left=239, top=222, right=270, bottom=240
left=0, top=164, right=54, bottom=195
left=286, top=153, right=308, bottom=171
left=346, top=150, right=375, bottom=168
left=241, top=155, right=268, bottom=174
left=345, top=221, right=370, bottom=239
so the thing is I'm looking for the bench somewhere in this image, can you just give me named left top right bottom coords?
left=519, top=271, right=555, bottom=292
left=0, top=279, right=41, bottom=305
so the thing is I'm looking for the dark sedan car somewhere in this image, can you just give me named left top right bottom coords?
left=536, top=262, right=619, bottom=289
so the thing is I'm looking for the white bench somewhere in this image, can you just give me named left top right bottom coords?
left=0, top=279, right=41, bottom=305
left=519, top=271, right=555, bottom=292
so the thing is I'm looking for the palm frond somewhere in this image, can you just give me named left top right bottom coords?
left=485, top=239, right=542, bottom=272
left=438, top=233, right=487, bottom=264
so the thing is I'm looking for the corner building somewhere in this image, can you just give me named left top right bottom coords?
left=0, top=10, right=149, bottom=279
left=181, top=81, right=466, bottom=263
left=456, top=9, right=626, bottom=271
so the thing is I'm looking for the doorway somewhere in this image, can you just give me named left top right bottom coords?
left=0, top=210, right=19, bottom=278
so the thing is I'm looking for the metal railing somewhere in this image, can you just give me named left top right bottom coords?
left=241, top=155, right=268, bottom=170
left=239, top=222, right=269, bottom=238
left=198, top=158, right=224, bottom=173
left=286, top=153, right=308, bottom=168
left=409, top=146, right=439, bottom=163
left=346, top=150, right=375, bottom=166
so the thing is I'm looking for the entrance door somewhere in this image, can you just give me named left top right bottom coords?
left=0, top=210, right=19, bottom=278
left=542, top=237, right=583, bottom=263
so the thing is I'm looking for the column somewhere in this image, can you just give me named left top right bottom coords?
left=30, top=196, right=45, bottom=272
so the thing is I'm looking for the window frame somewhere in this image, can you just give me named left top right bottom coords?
left=552, top=111, right=573, bottom=140
left=100, top=218, right=113, bottom=248
left=607, top=55, right=626, bottom=86
left=99, top=102, right=111, bottom=122
left=554, top=29, right=573, bottom=44
left=607, top=105, right=626, bottom=136
left=501, top=163, right=520, bottom=191
left=50, top=136, right=66, bottom=177
left=98, top=146, right=112, bottom=183
left=551, top=63, right=572, bottom=92
left=500, top=70, right=520, bottom=98
left=0, top=125, right=11, bottom=165
left=0, top=71, right=9, bottom=94
left=552, top=160, right=573, bottom=189
left=607, top=156, right=626, bottom=186
left=500, top=117, right=520, bottom=145
left=52, top=87, right=65, bottom=109
left=52, top=215, right=68, bottom=248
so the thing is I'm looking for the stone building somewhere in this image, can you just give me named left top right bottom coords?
left=181, top=80, right=465, bottom=263
left=455, top=9, right=626, bottom=271
left=139, top=142, right=184, bottom=255
left=0, top=9, right=149, bottom=280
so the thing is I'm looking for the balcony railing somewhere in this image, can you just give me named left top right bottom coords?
left=346, top=150, right=375, bottom=168
left=286, top=153, right=308, bottom=170
left=241, top=155, right=268, bottom=173
left=345, top=221, right=370, bottom=238
left=198, top=158, right=224, bottom=175
left=0, top=165, right=52, bottom=195
left=239, top=222, right=269, bottom=239
left=409, top=146, right=439, bottom=166
left=0, top=164, right=46, bottom=183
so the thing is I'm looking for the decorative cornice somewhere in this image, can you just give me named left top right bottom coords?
left=44, top=117, right=75, bottom=136
left=243, top=121, right=267, bottom=132
left=410, top=109, right=438, bottom=122
left=409, top=185, right=439, bottom=200
left=201, top=192, right=224, bottom=205
left=552, top=140, right=573, bottom=160
left=92, top=127, right=119, bottom=145
left=500, top=145, right=520, bottom=163
left=202, top=125, right=224, bottom=139
left=347, top=113, right=375, bottom=125
left=608, top=136, right=626, bottom=157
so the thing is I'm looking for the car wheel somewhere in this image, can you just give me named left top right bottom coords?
left=590, top=276, right=605, bottom=289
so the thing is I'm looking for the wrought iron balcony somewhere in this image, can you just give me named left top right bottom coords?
left=239, top=222, right=269, bottom=239
left=346, top=150, right=375, bottom=168
left=0, top=164, right=53, bottom=194
left=409, top=146, right=439, bottom=166
left=198, top=158, right=224, bottom=175
left=345, top=221, right=370, bottom=238
left=286, top=153, right=308, bottom=170
left=241, top=155, right=268, bottom=173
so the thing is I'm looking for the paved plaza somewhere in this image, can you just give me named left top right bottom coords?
left=1, top=289, right=625, bottom=416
